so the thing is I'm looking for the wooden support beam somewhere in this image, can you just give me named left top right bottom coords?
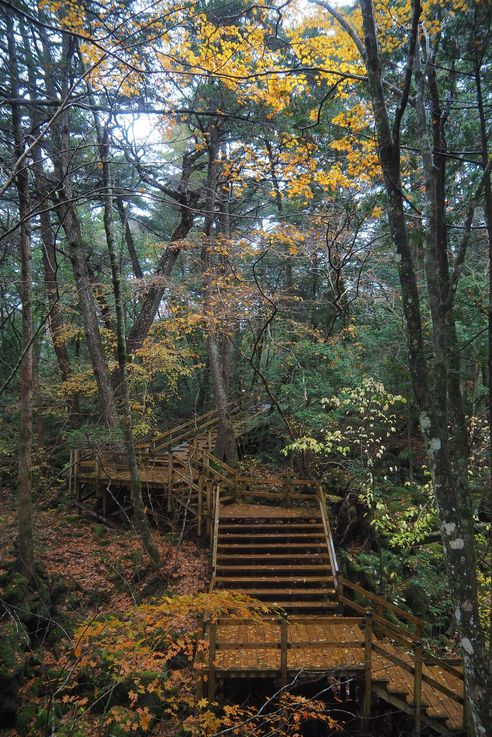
left=280, top=618, right=288, bottom=686
left=413, top=640, right=423, bottom=737
left=198, top=475, right=204, bottom=538
left=167, top=453, right=174, bottom=513
left=74, top=449, right=80, bottom=508
left=361, top=611, right=373, bottom=735
left=208, top=621, right=217, bottom=700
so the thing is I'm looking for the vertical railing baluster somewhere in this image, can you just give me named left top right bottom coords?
left=413, top=640, right=423, bottom=737
left=280, top=618, right=288, bottom=687
left=208, top=619, right=217, bottom=700
left=362, top=611, right=373, bottom=735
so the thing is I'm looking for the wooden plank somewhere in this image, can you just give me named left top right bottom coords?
left=208, top=621, right=217, bottom=700
left=413, top=641, right=423, bottom=736
left=280, top=619, right=288, bottom=685
left=362, top=612, right=373, bottom=734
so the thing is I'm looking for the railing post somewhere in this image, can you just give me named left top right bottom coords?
left=198, top=475, right=204, bottom=538
left=208, top=620, right=217, bottom=700
left=280, top=618, right=288, bottom=687
left=95, top=453, right=101, bottom=500
left=413, top=640, right=423, bottom=737
left=73, top=448, right=81, bottom=504
left=361, top=611, right=373, bottom=735
left=68, top=449, right=73, bottom=496
left=196, top=617, right=206, bottom=699
left=463, top=677, right=469, bottom=737
left=167, top=452, right=174, bottom=512
left=284, top=469, right=292, bottom=506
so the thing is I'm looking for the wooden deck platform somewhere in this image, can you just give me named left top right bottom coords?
left=209, top=616, right=463, bottom=732
left=213, top=617, right=364, bottom=674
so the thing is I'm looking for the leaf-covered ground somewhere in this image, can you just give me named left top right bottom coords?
left=0, top=489, right=208, bottom=737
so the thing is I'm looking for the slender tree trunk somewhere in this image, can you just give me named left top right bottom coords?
left=19, top=25, right=80, bottom=426
left=46, top=36, right=118, bottom=430
left=100, top=126, right=160, bottom=566
left=357, top=1, right=492, bottom=731
left=7, top=11, right=34, bottom=579
left=127, top=153, right=199, bottom=356
left=265, top=139, right=293, bottom=291
left=116, top=197, right=143, bottom=280
left=202, top=124, right=238, bottom=466
left=474, top=33, right=492, bottom=666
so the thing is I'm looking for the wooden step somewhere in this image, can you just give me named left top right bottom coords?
left=219, top=533, right=326, bottom=540
left=215, top=576, right=333, bottom=583
left=216, top=553, right=330, bottom=560
left=264, top=601, right=338, bottom=609
left=223, top=588, right=336, bottom=596
left=221, top=513, right=322, bottom=521
left=217, top=563, right=333, bottom=578
left=217, top=543, right=327, bottom=550
left=219, top=523, right=324, bottom=530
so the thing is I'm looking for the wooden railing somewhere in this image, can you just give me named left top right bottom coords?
left=209, top=484, right=221, bottom=592
left=137, top=401, right=248, bottom=457
left=338, top=577, right=425, bottom=639
left=206, top=616, right=365, bottom=699
left=235, top=473, right=319, bottom=506
left=138, top=408, right=220, bottom=456
left=337, top=583, right=465, bottom=732
left=316, top=484, right=339, bottom=589
left=205, top=612, right=465, bottom=733
left=364, top=612, right=464, bottom=734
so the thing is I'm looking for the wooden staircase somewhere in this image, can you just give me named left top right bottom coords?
left=214, top=510, right=338, bottom=614
left=206, top=488, right=465, bottom=735
left=70, top=404, right=250, bottom=523
left=70, top=407, right=467, bottom=735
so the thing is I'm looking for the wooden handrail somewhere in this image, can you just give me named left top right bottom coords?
left=217, top=616, right=364, bottom=625
left=209, top=484, right=221, bottom=592
left=138, top=408, right=219, bottom=449
left=338, top=576, right=425, bottom=631
left=317, top=485, right=339, bottom=588
left=202, top=450, right=236, bottom=478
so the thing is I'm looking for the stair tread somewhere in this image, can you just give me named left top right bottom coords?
left=219, top=588, right=336, bottom=595
left=217, top=554, right=329, bottom=560
left=216, top=576, right=333, bottom=582
left=219, top=533, right=326, bottom=539
left=219, top=523, right=324, bottom=529
left=216, top=566, right=331, bottom=572
left=218, top=543, right=326, bottom=549
left=267, top=601, right=338, bottom=608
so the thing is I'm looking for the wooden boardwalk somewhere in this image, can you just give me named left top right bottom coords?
left=70, top=408, right=466, bottom=735
left=208, top=494, right=465, bottom=734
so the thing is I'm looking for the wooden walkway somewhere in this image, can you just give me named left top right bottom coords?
left=70, top=408, right=466, bottom=735
left=207, top=497, right=465, bottom=735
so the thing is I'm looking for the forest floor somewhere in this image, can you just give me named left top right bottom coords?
left=0, top=488, right=208, bottom=736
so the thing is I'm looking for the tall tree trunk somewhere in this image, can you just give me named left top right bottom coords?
left=45, top=35, right=118, bottom=430
left=202, top=124, right=238, bottom=466
left=473, top=22, right=492, bottom=665
left=100, top=126, right=160, bottom=566
left=265, top=139, right=293, bottom=292
left=116, top=197, right=143, bottom=280
left=7, top=11, right=34, bottom=579
left=127, top=152, right=200, bottom=356
left=356, top=0, right=492, bottom=731
left=22, top=39, right=81, bottom=429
